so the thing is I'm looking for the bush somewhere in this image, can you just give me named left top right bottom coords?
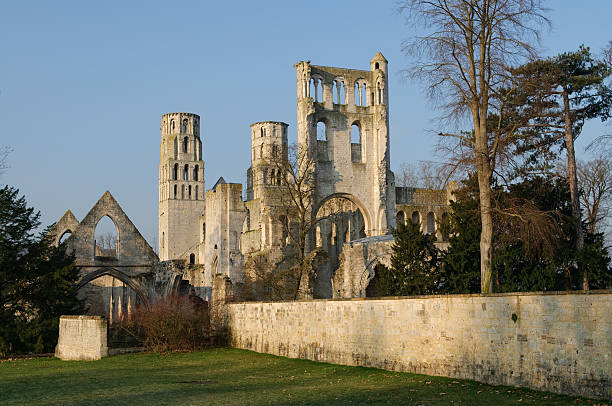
left=112, top=295, right=211, bottom=353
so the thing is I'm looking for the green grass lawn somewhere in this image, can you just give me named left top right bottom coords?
left=0, top=348, right=602, bottom=406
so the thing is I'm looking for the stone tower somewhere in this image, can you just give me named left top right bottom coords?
left=246, top=121, right=289, bottom=201
left=294, top=52, right=395, bottom=237
left=158, top=112, right=205, bottom=262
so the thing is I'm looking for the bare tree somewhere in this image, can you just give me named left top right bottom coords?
left=240, top=144, right=330, bottom=300
left=577, top=155, right=612, bottom=235
left=399, top=0, right=549, bottom=292
left=95, top=232, right=117, bottom=257
left=396, top=160, right=458, bottom=189
left=0, top=147, right=11, bottom=176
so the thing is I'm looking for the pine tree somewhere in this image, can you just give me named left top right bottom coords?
left=376, top=221, right=439, bottom=296
left=0, top=186, right=82, bottom=355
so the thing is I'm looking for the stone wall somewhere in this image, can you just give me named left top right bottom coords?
left=55, top=315, right=108, bottom=361
left=227, top=291, right=612, bottom=400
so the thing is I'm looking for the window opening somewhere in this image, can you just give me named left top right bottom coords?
left=316, top=121, right=326, bottom=141
left=427, top=212, right=435, bottom=234
left=94, top=215, right=118, bottom=258
left=397, top=211, right=405, bottom=226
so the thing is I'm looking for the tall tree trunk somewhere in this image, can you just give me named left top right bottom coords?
left=474, top=110, right=494, bottom=293
left=562, top=89, right=588, bottom=290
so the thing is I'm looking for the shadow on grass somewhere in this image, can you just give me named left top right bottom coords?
left=0, top=349, right=594, bottom=406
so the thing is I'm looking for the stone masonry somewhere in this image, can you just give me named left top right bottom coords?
left=227, top=291, right=612, bottom=400
left=55, top=315, right=108, bottom=361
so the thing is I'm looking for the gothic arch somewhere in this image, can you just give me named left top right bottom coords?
left=313, top=192, right=373, bottom=236
left=77, top=267, right=149, bottom=306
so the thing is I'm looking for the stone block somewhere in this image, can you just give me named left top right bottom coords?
left=55, top=315, right=108, bottom=361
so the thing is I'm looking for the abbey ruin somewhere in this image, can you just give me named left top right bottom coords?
left=52, top=53, right=454, bottom=318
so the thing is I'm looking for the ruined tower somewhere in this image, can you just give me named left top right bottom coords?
left=158, top=112, right=205, bottom=262
left=246, top=121, right=289, bottom=201
left=294, top=52, right=395, bottom=237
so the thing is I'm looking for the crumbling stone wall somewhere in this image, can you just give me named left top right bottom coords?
left=332, top=235, right=394, bottom=298
left=51, top=191, right=159, bottom=319
left=227, top=291, right=612, bottom=400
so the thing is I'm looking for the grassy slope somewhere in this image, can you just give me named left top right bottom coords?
left=0, top=348, right=597, bottom=406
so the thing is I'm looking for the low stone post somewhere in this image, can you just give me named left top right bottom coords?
left=55, top=315, right=108, bottom=360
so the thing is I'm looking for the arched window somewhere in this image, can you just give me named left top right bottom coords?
left=173, top=163, right=178, bottom=180
left=182, top=137, right=188, bottom=153
left=189, top=253, right=195, bottom=265
left=183, top=164, right=189, bottom=181
left=260, top=127, right=264, bottom=137
left=171, top=120, right=175, bottom=131
left=362, top=82, right=367, bottom=106
left=193, top=165, right=199, bottom=181
left=332, top=80, right=339, bottom=104
left=351, top=123, right=362, bottom=162
left=195, top=185, right=198, bottom=200
left=173, top=137, right=178, bottom=159
left=427, top=212, right=435, bottom=234
left=182, top=119, right=188, bottom=133
left=188, top=185, right=192, bottom=199
left=94, top=215, right=118, bottom=258
left=441, top=213, right=449, bottom=241
left=181, top=185, right=185, bottom=199
left=397, top=211, right=405, bottom=226
left=354, top=82, right=360, bottom=106
left=279, top=215, right=288, bottom=246
left=59, top=230, right=72, bottom=244
left=202, top=222, right=206, bottom=242
left=174, top=184, right=177, bottom=199
left=375, top=62, right=380, bottom=69
left=272, top=144, right=278, bottom=157
left=316, top=121, right=326, bottom=141
left=351, top=124, right=361, bottom=144
left=276, top=170, right=281, bottom=186
left=411, top=211, right=420, bottom=225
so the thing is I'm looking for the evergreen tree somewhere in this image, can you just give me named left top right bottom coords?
left=0, top=186, right=82, bottom=355
left=376, top=221, right=439, bottom=296
left=439, top=196, right=481, bottom=294
left=511, top=46, right=612, bottom=288
left=441, top=176, right=612, bottom=293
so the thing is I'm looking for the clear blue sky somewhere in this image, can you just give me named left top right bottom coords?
left=1, top=1, right=610, bottom=247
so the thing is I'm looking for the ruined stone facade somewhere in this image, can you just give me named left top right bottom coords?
left=53, top=53, right=453, bottom=315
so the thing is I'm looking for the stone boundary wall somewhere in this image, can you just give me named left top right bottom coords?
left=227, top=291, right=612, bottom=399
left=55, top=315, right=108, bottom=360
